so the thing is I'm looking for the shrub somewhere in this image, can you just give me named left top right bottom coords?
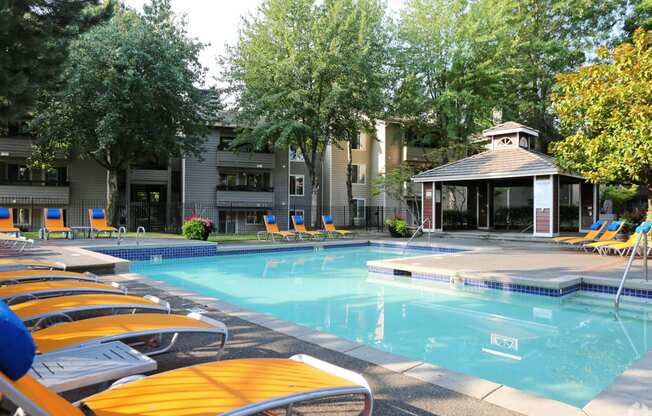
left=182, top=215, right=215, bottom=240
left=385, top=217, right=410, bottom=237
left=619, top=209, right=647, bottom=235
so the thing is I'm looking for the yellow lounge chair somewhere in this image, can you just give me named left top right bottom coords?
left=31, top=312, right=227, bottom=355
left=263, top=214, right=296, bottom=241
left=0, top=280, right=125, bottom=304
left=566, top=221, right=623, bottom=246
left=553, top=220, right=607, bottom=243
left=600, top=222, right=652, bottom=256
left=0, top=259, right=65, bottom=271
left=0, top=302, right=373, bottom=416
left=0, top=269, right=96, bottom=285
left=322, top=215, right=353, bottom=238
left=42, top=208, right=71, bottom=239
left=88, top=208, right=118, bottom=237
left=292, top=214, right=324, bottom=240
left=0, top=207, right=19, bottom=235
left=11, top=293, right=170, bottom=329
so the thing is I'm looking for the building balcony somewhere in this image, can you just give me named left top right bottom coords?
left=130, top=169, right=169, bottom=184
left=216, top=151, right=275, bottom=169
left=0, top=181, right=70, bottom=204
left=215, top=185, right=274, bottom=208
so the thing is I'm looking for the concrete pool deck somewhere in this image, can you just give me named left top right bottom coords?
left=3, top=236, right=652, bottom=415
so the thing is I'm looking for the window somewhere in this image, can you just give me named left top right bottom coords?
left=219, top=173, right=238, bottom=188
left=289, top=145, right=304, bottom=161
left=353, top=199, right=365, bottom=219
left=245, top=211, right=263, bottom=225
left=12, top=208, right=31, bottom=226
left=351, top=134, right=364, bottom=150
left=290, top=174, right=304, bottom=196
left=245, top=172, right=270, bottom=190
left=351, top=164, right=366, bottom=184
left=45, top=167, right=67, bottom=186
left=8, top=164, right=30, bottom=182
left=218, top=135, right=236, bottom=151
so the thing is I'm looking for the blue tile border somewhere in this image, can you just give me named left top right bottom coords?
left=92, top=244, right=218, bottom=261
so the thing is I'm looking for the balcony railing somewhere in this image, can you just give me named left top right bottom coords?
left=216, top=185, right=274, bottom=192
left=0, top=180, right=69, bottom=187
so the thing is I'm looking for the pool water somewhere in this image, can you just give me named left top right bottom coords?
left=132, top=246, right=652, bottom=407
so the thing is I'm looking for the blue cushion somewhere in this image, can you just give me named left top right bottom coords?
left=636, top=222, right=652, bottom=234
left=590, top=220, right=604, bottom=230
left=323, top=215, right=333, bottom=224
left=294, top=216, right=304, bottom=225
left=266, top=215, right=276, bottom=225
left=607, top=222, right=621, bottom=231
left=92, top=209, right=105, bottom=219
left=0, top=208, right=9, bottom=219
left=46, top=208, right=61, bottom=219
left=0, top=301, right=35, bottom=380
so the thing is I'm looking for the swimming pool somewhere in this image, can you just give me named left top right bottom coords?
left=132, top=245, right=652, bottom=407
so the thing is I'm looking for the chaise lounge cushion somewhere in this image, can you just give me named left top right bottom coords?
left=0, top=208, right=10, bottom=219
left=0, top=301, right=35, bottom=380
left=607, top=222, right=621, bottom=231
left=91, top=209, right=105, bottom=219
left=46, top=208, right=61, bottom=219
left=266, top=215, right=276, bottom=224
left=294, top=216, right=304, bottom=225
left=590, top=220, right=604, bottom=230
left=323, top=215, right=333, bottom=224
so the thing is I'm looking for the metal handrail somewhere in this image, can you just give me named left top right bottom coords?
left=136, top=226, right=146, bottom=246
left=403, top=218, right=431, bottom=254
left=615, top=223, right=650, bottom=308
left=117, top=226, right=127, bottom=245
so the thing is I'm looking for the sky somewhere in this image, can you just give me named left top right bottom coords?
left=123, top=0, right=403, bottom=86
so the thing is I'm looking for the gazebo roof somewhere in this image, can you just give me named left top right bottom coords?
left=482, top=122, right=539, bottom=137
left=412, top=147, right=577, bottom=182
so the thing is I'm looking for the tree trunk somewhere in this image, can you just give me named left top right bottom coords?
left=346, top=141, right=354, bottom=228
left=107, top=169, right=120, bottom=227
left=310, top=179, right=320, bottom=228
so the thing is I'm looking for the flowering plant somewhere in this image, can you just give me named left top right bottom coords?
left=182, top=215, right=215, bottom=240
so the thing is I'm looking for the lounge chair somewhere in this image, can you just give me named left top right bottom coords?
left=0, top=280, right=126, bottom=304
left=321, top=215, right=353, bottom=238
left=262, top=214, right=296, bottom=241
left=292, top=214, right=324, bottom=240
left=565, top=221, right=622, bottom=246
left=0, top=207, right=19, bottom=235
left=0, top=302, right=373, bottom=416
left=599, top=222, right=652, bottom=256
left=553, top=219, right=607, bottom=243
left=42, top=208, right=71, bottom=239
left=31, top=312, right=227, bottom=355
left=0, top=233, right=33, bottom=252
left=0, top=269, right=96, bottom=285
left=0, top=259, right=65, bottom=271
left=10, top=293, right=170, bottom=329
left=88, top=208, right=118, bottom=237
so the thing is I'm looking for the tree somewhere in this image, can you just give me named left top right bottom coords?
left=223, top=0, right=389, bottom=226
left=551, top=29, right=652, bottom=219
left=0, top=0, right=115, bottom=135
left=30, top=0, right=216, bottom=222
left=372, top=162, right=421, bottom=223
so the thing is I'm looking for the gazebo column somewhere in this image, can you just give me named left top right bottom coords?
left=487, top=182, right=494, bottom=229
left=580, top=181, right=598, bottom=231
left=434, top=182, right=443, bottom=231
left=422, top=182, right=433, bottom=231
left=533, top=175, right=558, bottom=237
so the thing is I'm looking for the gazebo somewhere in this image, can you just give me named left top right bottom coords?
left=412, top=122, right=599, bottom=237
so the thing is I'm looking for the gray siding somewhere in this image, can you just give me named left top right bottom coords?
left=67, top=159, right=107, bottom=227
left=216, top=151, right=275, bottom=169
left=184, top=130, right=219, bottom=204
left=130, top=169, right=169, bottom=184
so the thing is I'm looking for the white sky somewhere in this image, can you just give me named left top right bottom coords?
left=123, top=0, right=404, bottom=86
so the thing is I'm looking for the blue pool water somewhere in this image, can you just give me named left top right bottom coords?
left=132, top=246, right=652, bottom=407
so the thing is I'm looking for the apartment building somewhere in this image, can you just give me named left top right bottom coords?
left=323, top=119, right=436, bottom=226
left=0, top=117, right=434, bottom=233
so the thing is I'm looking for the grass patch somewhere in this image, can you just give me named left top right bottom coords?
left=208, top=233, right=259, bottom=242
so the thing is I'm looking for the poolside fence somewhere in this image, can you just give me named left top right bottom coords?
left=0, top=196, right=418, bottom=235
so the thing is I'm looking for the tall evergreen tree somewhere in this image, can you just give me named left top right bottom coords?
left=0, top=0, right=115, bottom=135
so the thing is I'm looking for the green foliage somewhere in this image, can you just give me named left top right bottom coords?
left=390, top=0, right=627, bottom=146
left=0, top=0, right=115, bottom=134
left=551, top=30, right=652, bottom=219
left=620, top=210, right=647, bottom=234
left=223, top=0, right=390, bottom=208
left=385, top=217, right=410, bottom=237
left=30, top=0, right=218, bottom=219
left=602, top=185, right=639, bottom=206
left=182, top=219, right=206, bottom=240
